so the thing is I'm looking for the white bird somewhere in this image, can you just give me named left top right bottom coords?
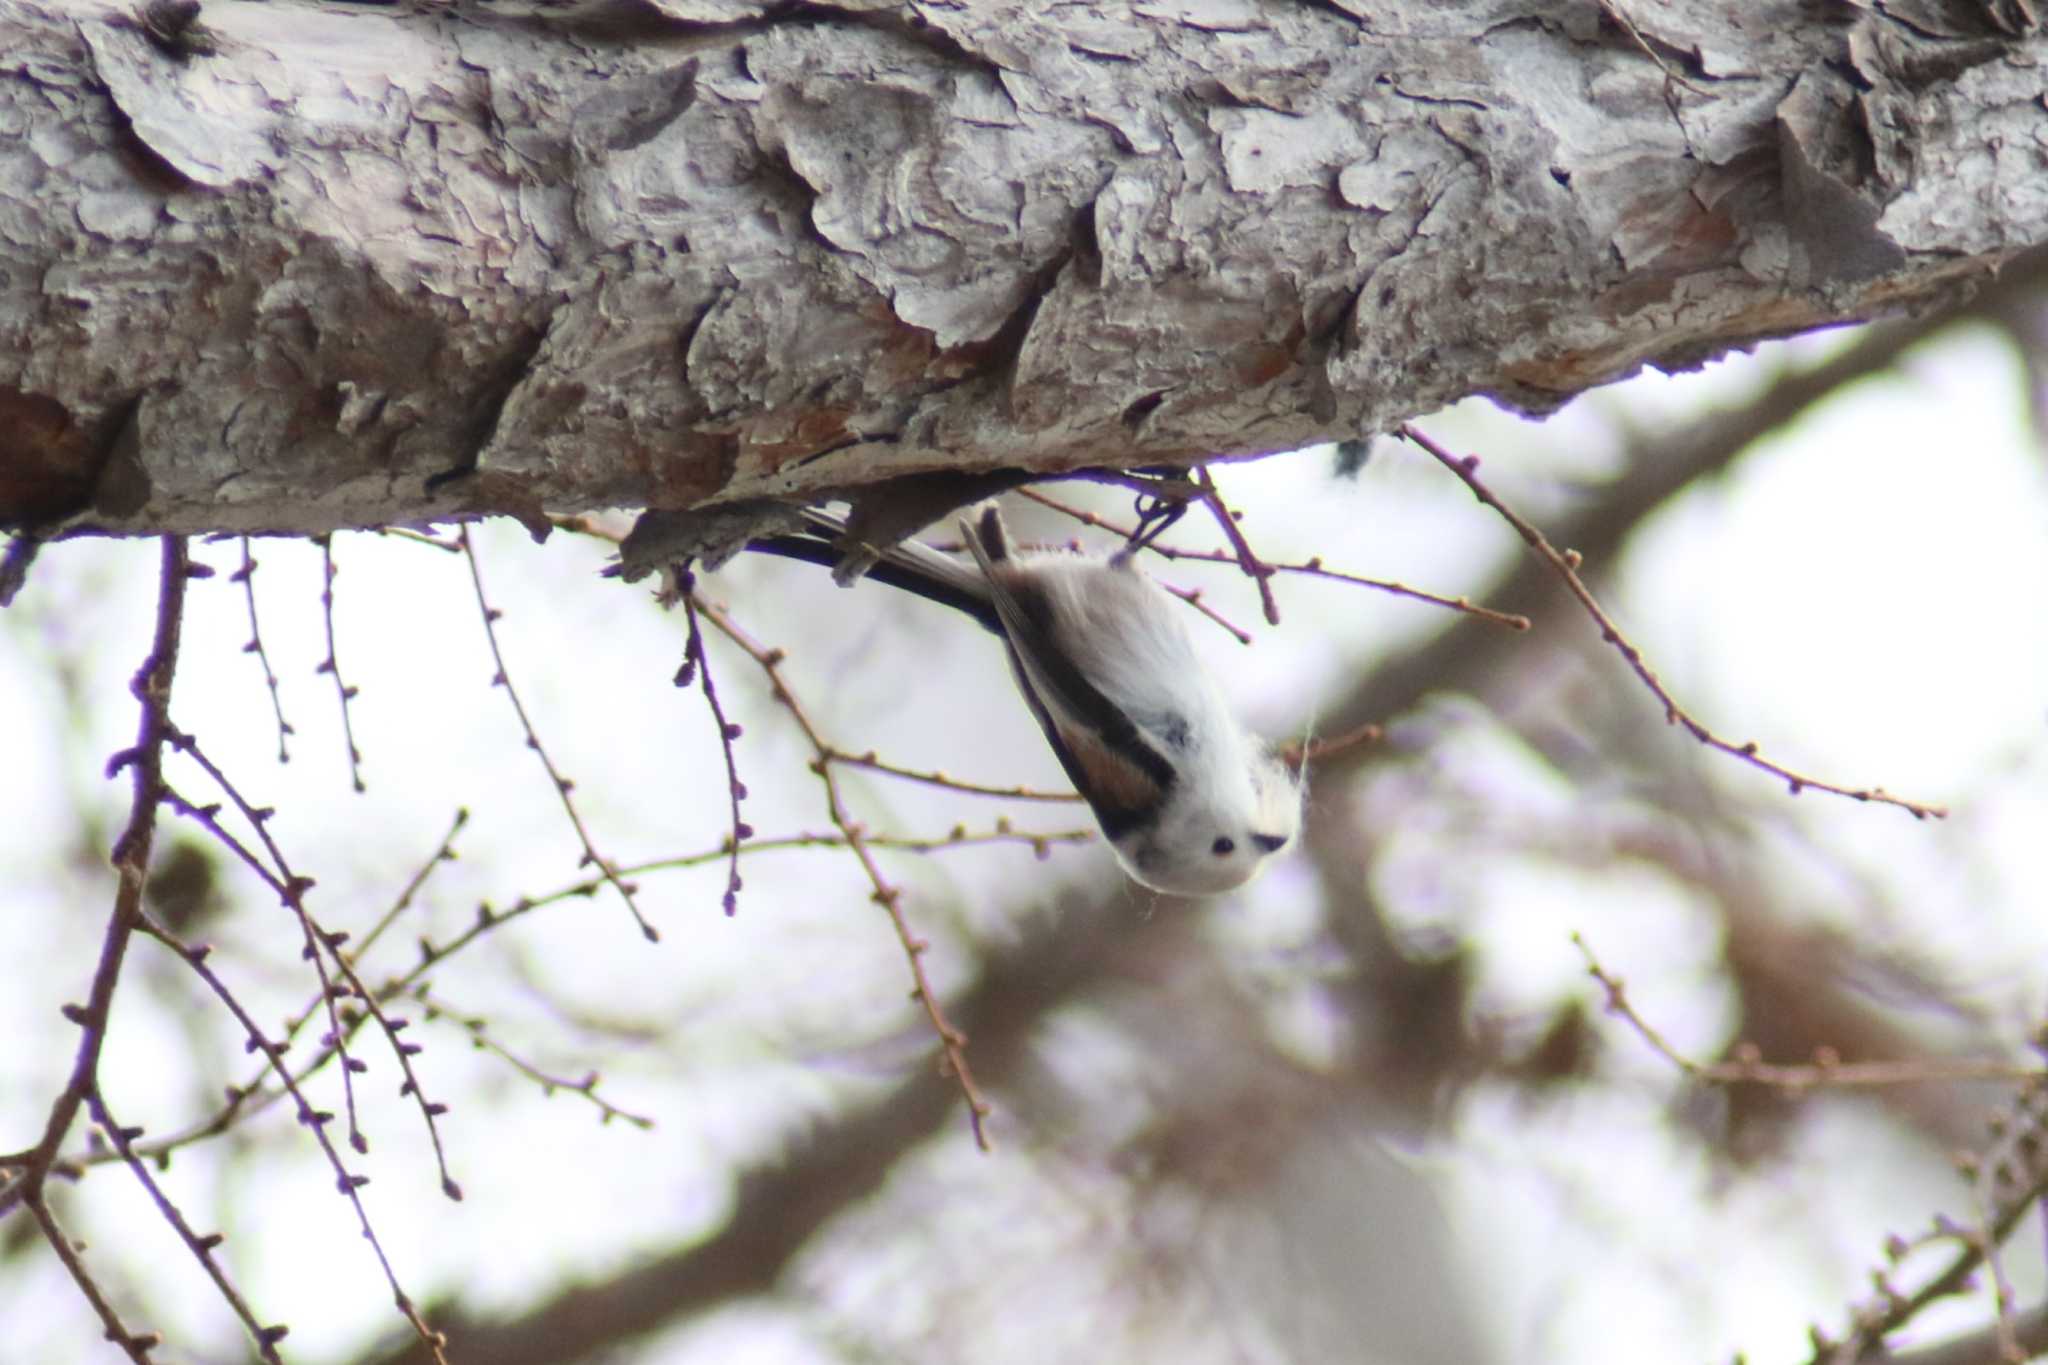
left=750, top=504, right=1301, bottom=895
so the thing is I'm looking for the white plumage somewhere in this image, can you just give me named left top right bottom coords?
left=775, top=504, right=1301, bottom=895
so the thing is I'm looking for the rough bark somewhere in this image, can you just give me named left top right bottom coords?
left=2, top=0, right=2043, bottom=538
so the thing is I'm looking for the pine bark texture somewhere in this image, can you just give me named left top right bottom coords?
left=2, top=0, right=2044, bottom=537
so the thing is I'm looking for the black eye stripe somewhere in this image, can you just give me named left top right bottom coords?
left=1211, top=836, right=1235, bottom=856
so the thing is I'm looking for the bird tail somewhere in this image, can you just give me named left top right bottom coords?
left=745, top=507, right=999, bottom=630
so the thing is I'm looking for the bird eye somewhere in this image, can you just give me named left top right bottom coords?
left=1251, top=833, right=1288, bottom=854
left=1211, top=836, right=1235, bottom=856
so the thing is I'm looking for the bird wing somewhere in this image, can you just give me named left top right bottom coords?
left=959, top=509, right=1176, bottom=836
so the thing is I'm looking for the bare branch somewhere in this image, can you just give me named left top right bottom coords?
left=228, top=537, right=293, bottom=764
left=677, top=577, right=751, bottom=915
left=88, top=1089, right=287, bottom=1363
left=459, top=528, right=659, bottom=942
left=1401, top=423, right=1947, bottom=821
left=2, top=537, right=192, bottom=1359
left=313, top=535, right=367, bottom=793
left=689, top=593, right=995, bottom=1150
left=1575, top=934, right=2040, bottom=1091
left=1016, top=487, right=1530, bottom=631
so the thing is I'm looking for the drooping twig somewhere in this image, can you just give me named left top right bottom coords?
left=137, top=911, right=449, bottom=1364
left=677, top=576, right=750, bottom=915
left=689, top=593, right=995, bottom=1149
left=162, top=730, right=464, bottom=1203
left=230, top=537, right=294, bottom=763
left=156, top=770, right=369, bottom=1155
left=459, top=527, right=660, bottom=942
left=1402, top=423, right=1946, bottom=821
left=313, top=535, right=367, bottom=792
left=66, top=818, right=1086, bottom=1175
left=1192, top=465, right=1282, bottom=625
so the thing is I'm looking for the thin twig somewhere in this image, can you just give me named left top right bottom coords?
left=690, top=594, right=995, bottom=1149
left=88, top=1089, right=288, bottom=1363
left=163, top=732, right=464, bottom=1200
left=1016, top=487, right=1530, bottom=631
left=1812, top=1076, right=2048, bottom=1364
left=1156, top=579, right=1254, bottom=644
left=70, top=820, right=1083, bottom=1172
left=342, top=808, right=470, bottom=969
left=415, top=988, right=656, bottom=1129
left=1574, top=934, right=2038, bottom=1089
left=1402, top=423, right=1946, bottom=821
left=417, top=821, right=1091, bottom=964
left=1290, top=556, right=1531, bottom=631
left=824, top=749, right=1086, bottom=803
left=230, top=537, right=293, bottom=763
left=138, top=912, right=449, bottom=1363
left=28, top=1197, right=160, bottom=1362
left=313, top=535, right=367, bottom=793
left=459, top=527, right=659, bottom=942
left=411, top=820, right=1095, bottom=968
left=157, top=769, right=368, bottom=1155
left=1581, top=940, right=2048, bottom=1365
left=1192, top=465, right=1281, bottom=625
left=1280, top=720, right=1385, bottom=772
left=678, top=578, right=750, bottom=915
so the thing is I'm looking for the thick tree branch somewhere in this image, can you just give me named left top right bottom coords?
left=2, top=2, right=2043, bottom=537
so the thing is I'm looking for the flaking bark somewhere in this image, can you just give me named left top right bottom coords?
left=2, top=0, right=2043, bottom=538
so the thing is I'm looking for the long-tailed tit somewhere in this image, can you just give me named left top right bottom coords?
left=749, top=505, right=1302, bottom=895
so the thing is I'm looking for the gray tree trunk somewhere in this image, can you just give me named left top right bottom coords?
left=3, top=0, right=2043, bottom=537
